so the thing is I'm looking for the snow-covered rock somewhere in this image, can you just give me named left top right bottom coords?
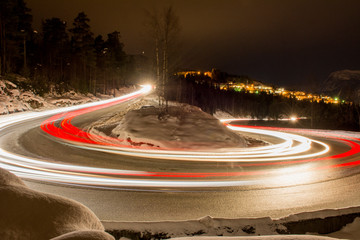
left=322, top=69, right=360, bottom=101
left=0, top=168, right=113, bottom=240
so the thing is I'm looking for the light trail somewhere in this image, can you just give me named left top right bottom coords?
left=1, top=85, right=360, bottom=189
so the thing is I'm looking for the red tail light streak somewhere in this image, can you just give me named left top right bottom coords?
left=1, top=85, right=360, bottom=189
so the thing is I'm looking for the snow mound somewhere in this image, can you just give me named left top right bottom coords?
left=0, top=167, right=113, bottom=240
left=0, top=167, right=27, bottom=187
left=328, top=217, right=360, bottom=239
left=89, top=104, right=247, bottom=149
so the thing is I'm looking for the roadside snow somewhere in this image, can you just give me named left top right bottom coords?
left=104, top=207, right=360, bottom=240
left=327, top=217, right=360, bottom=239
left=0, top=167, right=114, bottom=240
left=171, top=236, right=340, bottom=240
left=50, top=230, right=114, bottom=240
left=0, top=77, right=132, bottom=115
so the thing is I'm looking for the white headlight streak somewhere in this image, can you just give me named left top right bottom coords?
left=1, top=85, right=360, bottom=190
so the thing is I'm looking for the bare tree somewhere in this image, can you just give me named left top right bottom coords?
left=146, top=6, right=180, bottom=111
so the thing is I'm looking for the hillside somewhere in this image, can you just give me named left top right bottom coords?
left=322, top=70, right=360, bottom=101
left=0, top=76, right=127, bottom=115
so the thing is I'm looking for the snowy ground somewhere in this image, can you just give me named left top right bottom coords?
left=0, top=76, right=133, bottom=115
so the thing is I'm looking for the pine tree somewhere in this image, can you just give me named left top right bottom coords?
left=42, top=18, right=69, bottom=88
left=0, top=0, right=32, bottom=75
left=69, top=12, right=95, bottom=92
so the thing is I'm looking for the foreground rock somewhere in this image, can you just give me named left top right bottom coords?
left=0, top=168, right=114, bottom=240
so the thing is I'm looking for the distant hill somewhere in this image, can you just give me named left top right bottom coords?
left=322, top=70, right=360, bottom=102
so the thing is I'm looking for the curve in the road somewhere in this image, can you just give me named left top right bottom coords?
left=1, top=85, right=360, bottom=190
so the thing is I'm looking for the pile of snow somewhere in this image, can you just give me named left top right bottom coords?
left=88, top=100, right=247, bottom=149
left=328, top=217, right=360, bottom=239
left=322, top=69, right=360, bottom=101
left=0, top=167, right=114, bottom=240
left=104, top=207, right=360, bottom=239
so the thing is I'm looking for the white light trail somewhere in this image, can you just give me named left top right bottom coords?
left=0, top=85, right=345, bottom=189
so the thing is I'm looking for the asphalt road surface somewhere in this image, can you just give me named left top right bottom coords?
left=1, top=86, right=360, bottom=221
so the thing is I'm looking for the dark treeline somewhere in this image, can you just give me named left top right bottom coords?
left=167, top=76, right=360, bottom=131
left=0, top=0, right=149, bottom=95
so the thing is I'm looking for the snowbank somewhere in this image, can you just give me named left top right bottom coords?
left=171, top=236, right=339, bottom=240
left=50, top=230, right=114, bottom=240
left=104, top=207, right=360, bottom=239
left=327, top=217, right=360, bottom=239
left=0, top=168, right=114, bottom=240
left=0, top=79, right=52, bottom=114
left=0, top=76, right=130, bottom=115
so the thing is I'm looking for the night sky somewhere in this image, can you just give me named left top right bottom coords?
left=26, top=0, right=360, bottom=90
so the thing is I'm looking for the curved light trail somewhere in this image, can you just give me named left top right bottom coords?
left=1, top=85, right=360, bottom=190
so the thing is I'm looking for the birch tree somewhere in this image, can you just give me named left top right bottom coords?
left=146, top=6, right=180, bottom=111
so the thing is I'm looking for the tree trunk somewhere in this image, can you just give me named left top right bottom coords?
left=155, top=38, right=161, bottom=107
left=163, top=39, right=168, bottom=111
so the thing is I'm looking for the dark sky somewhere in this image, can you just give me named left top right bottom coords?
left=26, top=0, right=360, bottom=90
